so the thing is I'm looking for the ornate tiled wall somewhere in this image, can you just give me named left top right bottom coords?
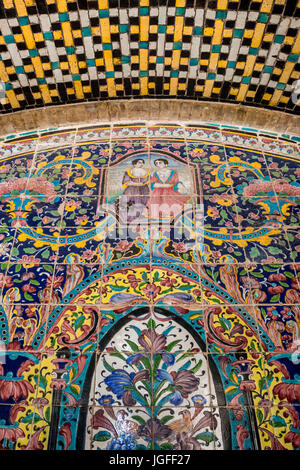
left=0, top=121, right=299, bottom=451
left=0, top=0, right=300, bottom=114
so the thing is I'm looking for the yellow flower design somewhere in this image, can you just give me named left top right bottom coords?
left=216, top=197, right=234, bottom=206
left=207, top=208, right=216, bottom=217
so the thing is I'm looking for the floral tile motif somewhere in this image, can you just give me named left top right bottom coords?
left=76, top=125, right=111, bottom=143
left=110, top=140, right=148, bottom=165
left=0, top=153, right=36, bottom=182
left=284, top=228, right=300, bottom=262
left=150, top=406, right=224, bottom=450
left=32, top=148, right=75, bottom=196
left=2, top=263, right=55, bottom=305
left=266, top=353, right=300, bottom=407
left=243, top=229, right=294, bottom=265
left=244, top=263, right=299, bottom=305
left=221, top=128, right=261, bottom=151
left=112, top=124, right=148, bottom=141
left=267, top=164, right=300, bottom=186
left=0, top=303, right=52, bottom=353
left=0, top=138, right=38, bottom=163
left=88, top=406, right=152, bottom=450
left=0, top=123, right=299, bottom=451
left=66, top=144, right=111, bottom=197
left=187, top=142, right=226, bottom=170
left=0, top=227, right=16, bottom=263
left=36, top=130, right=76, bottom=150
left=259, top=135, right=300, bottom=158
left=185, top=125, right=222, bottom=143
left=270, top=405, right=300, bottom=451
left=203, top=196, right=240, bottom=229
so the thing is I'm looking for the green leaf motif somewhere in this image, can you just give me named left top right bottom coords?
left=45, top=406, right=51, bottom=422
left=279, top=281, right=289, bottom=287
left=160, top=415, right=174, bottom=425
left=103, top=357, right=115, bottom=373
left=259, top=377, right=267, bottom=391
left=191, top=359, right=203, bottom=374
left=226, top=386, right=238, bottom=395
left=195, top=432, right=217, bottom=444
left=220, top=209, right=228, bottom=219
left=160, top=443, right=173, bottom=450
left=125, top=339, right=139, bottom=352
left=147, top=319, right=156, bottom=330
left=257, top=409, right=263, bottom=425
left=267, top=246, right=282, bottom=255
left=39, top=375, right=48, bottom=389
left=23, top=247, right=36, bottom=254
left=218, top=317, right=229, bottom=331
left=178, top=284, right=193, bottom=291
left=270, top=416, right=286, bottom=428
left=109, top=285, right=127, bottom=291
left=262, top=266, right=277, bottom=272
left=22, top=413, right=43, bottom=424
left=249, top=247, right=260, bottom=259
left=43, top=265, right=54, bottom=273
left=166, top=340, right=181, bottom=352
left=70, top=384, right=80, bottom=396
left=24, top=292, right=34, bottom=301
left=74, top=315, right=85, bottom=330
left=131, top=415, right=146, bottom=426
left=270, top=293, right=281, bottom=303
left=93, top=431, right=111, bottom=442
left=250, top=271, right=264, bottom=278
left=284, top=271, right=294, bottom=278
left=111, top=351, right=126, bottom=361
left=41, top=249, right=50, bottom=259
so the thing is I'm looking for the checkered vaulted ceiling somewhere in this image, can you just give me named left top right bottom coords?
left=0, top=0, right=299, bottom=114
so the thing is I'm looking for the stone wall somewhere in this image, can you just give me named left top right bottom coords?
left=0, top=99, right=299, bottom=137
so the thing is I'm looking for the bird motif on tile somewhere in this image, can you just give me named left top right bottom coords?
left=115, top=410, right=139, bottom=436
left=168, top=410, right=193, bottom=435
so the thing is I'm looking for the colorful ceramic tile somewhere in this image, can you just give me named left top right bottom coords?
left=0, top=123, right=299, bottom=451
left=260, top=136, right=300, bottom=158
left=153, top=406, right=227, bottom=450
left=0, top=4, right=298, bottom=114
left=37, top=130, right=76, bottom=150
left=221, top=128, right=261, bottom=151
left=76, top=125, right=111, bottom=143
left=244, top=263, right=299, bottom=303
left=32, top=147, right=74, bottom=196
left=88, top=406, right=152, bottom=450
left=185, top=125, right=222, bottom=143
left=66, top=144, right=111, bottom=196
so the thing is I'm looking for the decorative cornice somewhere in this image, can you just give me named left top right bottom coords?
left=0, top=99, right=299, bottom=138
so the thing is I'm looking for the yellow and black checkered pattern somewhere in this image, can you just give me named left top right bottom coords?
left=0, top=0, right=299, bottom=113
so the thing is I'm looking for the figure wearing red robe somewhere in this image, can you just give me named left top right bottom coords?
left=148, top=158, right=191, bottom=220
